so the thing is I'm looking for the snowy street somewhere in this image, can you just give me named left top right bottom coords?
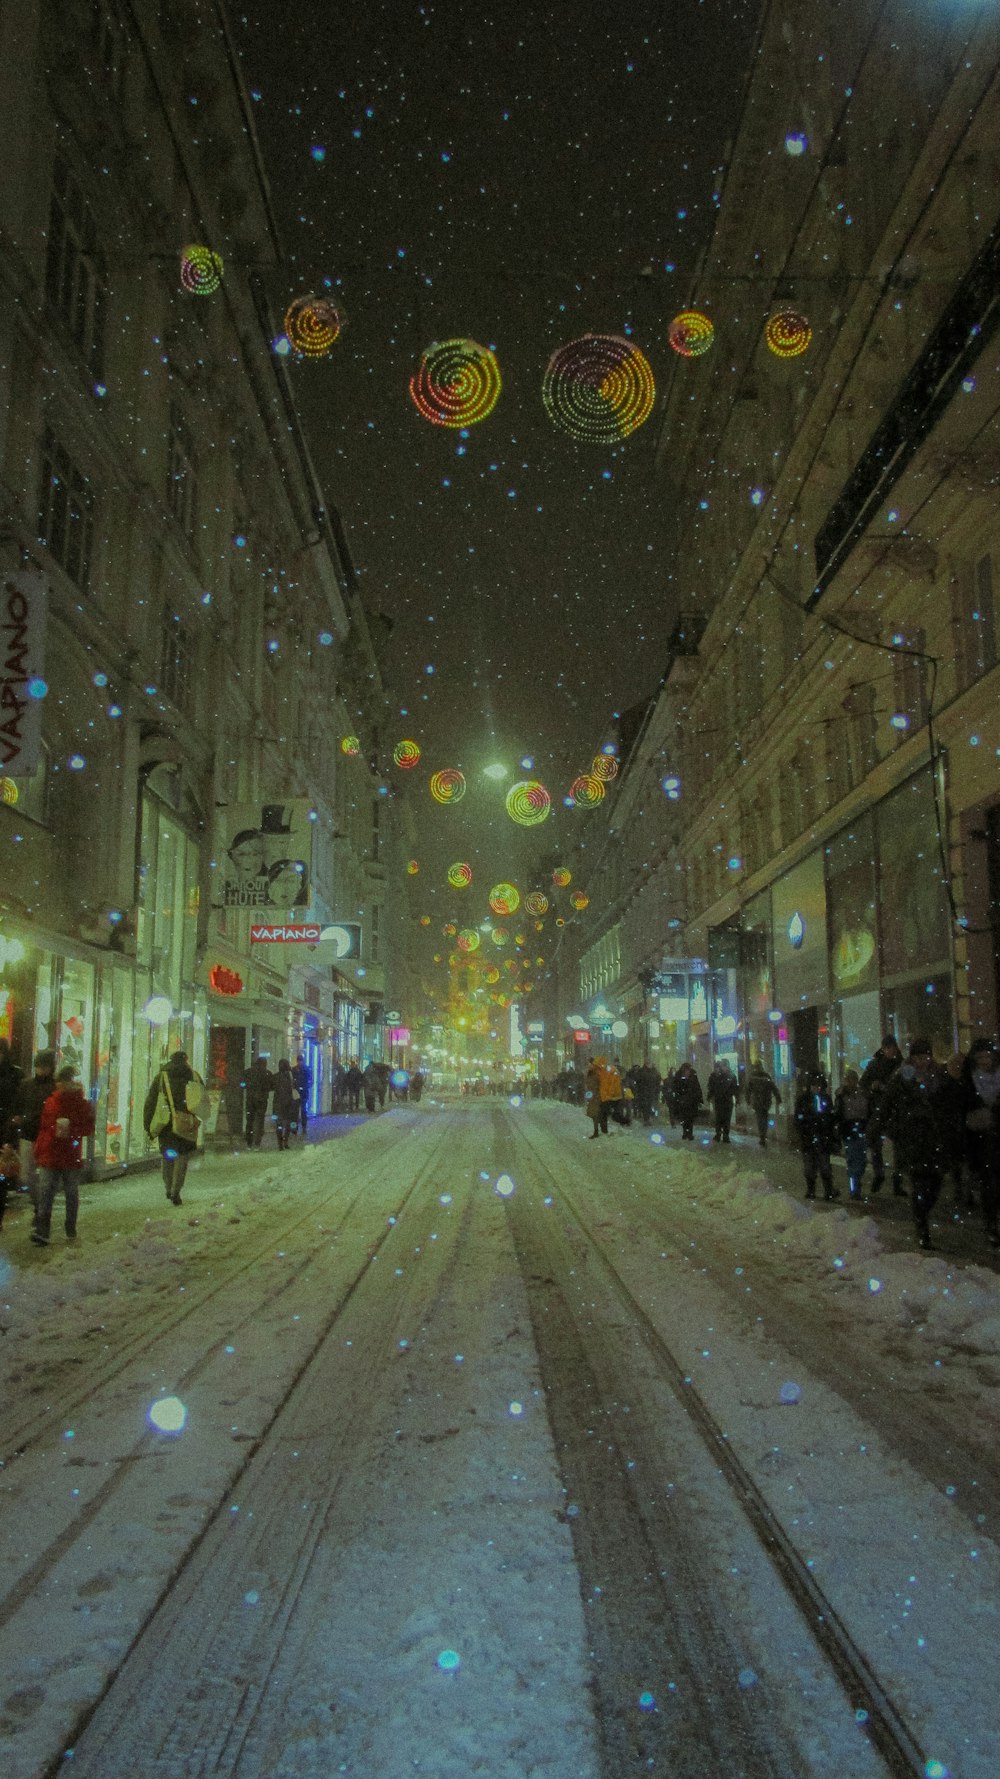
left=2, top=1101, right=998, bottom=1779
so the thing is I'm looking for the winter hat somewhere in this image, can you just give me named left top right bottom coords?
left=34, top=1049, right=56, bottom=1070
left=882, top=1033, right=900, bottom=1048
left=55, top=1065, right=78, bottom=1083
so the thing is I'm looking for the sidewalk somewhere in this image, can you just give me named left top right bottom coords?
left=606, top=1104, right=1000, bottom=1271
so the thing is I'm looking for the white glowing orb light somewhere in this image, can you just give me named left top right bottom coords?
left=494, top=1173, right=516, bottom=1198
left=508, top=1400, right=524, bottom=1416
left=148, top=1396, right=187, bottom=1434
left=143, top=994, right=173, bottom=1026
left=483, top=763, right=508, bottom=779
left=437, top=1649, right=461, bottom=1672
left=508, top=1094, right=523, bottom=1108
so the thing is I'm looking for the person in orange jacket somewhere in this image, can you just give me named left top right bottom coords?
left=32, top=1066, right=95, bottom=1246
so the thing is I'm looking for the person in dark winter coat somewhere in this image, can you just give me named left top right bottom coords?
left=585, top=1057, right=607, bottom=1137
left=939, top=1054, right=971, bottom=1207
left=884, top=1038, right=946, bottom=1250
left=669, top=1063, right=702, bottom=1140
left=144, top=1051, right=203, bottom=1204
left=272, top=1060, right=298, bottom=1149
left=244, top=1057, right=274, bottom=1147
left=0, top=1140, right=20, bottom=1230
left=706, top=1059, right=739, bottom=1143
left=345, top=1061, right=364, bottom=1112
left=10, top=1049, right=56, bottom=1203
left=631, top=1063, right=660, bottom=1125
left=961, top=1038, right=1000, bottom=1248
left=362, top=1061, right=380, bottom=1114
left=410, top=1070, right=425, bottom=1102
left=0, top=1037, right=23, bottom=1144
left=32, top=1066, right=95, bottom=1244
left=860, top=1034, right=904, bottom=1196
left=291, top=1054, right=312, bottom=1133
left=834, top=1071, right=870, bottom=1199
left=794, top=1071, right=839, bottom=1202
left=745, top=1060, right=781, bottom=1147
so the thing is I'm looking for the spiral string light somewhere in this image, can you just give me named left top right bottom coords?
left=489, top=883, right=520, bottom=916
left=284, top=293, right=346, bottom=356
left=409, top=338, right=502, bottom=427
left=668, top=311, right=715, bottom=357
left=552, top=867, right=572, bottom=887
left=491, top=926, right=509, bottom=947
left=447, top=861, right=473, bottom=889
left=505, top=779, right=551, bottom=826
left=180, top=245, right=224, bottom=295
left=406, top=859, right=420, bottom=875
left=524, top=891, right=549, bottom=916
left=765, top=309, right=813, bottom=358
left=430, top=768, right=467, bottom=804
left=340, top=735, right=360, bottom=756
left=571, top=774, right=606, bottom=807
left=393, top=739, right=421, bottom=769
left=457, top=929, right=481, bottom=953
left=571, top=891, right=590, bottom=911
left=591, top=754, right=619, bottom=782
left=542, top=334, right=655, bottom=443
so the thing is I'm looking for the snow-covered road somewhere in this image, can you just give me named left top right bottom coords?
left=1, top=1100, right=997, bottom=1778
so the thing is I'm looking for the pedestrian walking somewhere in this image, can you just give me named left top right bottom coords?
left=32, top=1065, right=95, bottom=1245
left=0, top=1037, right=23, bottom=1143
left=410, top=1069, right=425, bottom=1102
left=272, top=1059, right=299, bottom=1148
left=0, top=1139, right=20, bottom=1230
left=835, top=1070, right=870, bottom=1199
left=962, top=1038, right=1000, bottom=1249
left=745, top=1059, right=781, bottom=1147
left=662, top=1068, right=677, bottom=1126
left=884, top=1038, right=946, bottom=1250
left=144, top=1050, right=205, bottom=1205
left=794, top=1071, right=839, bottom=1202
left=244, top=1056, right=273, bottom=1147
left=291, top=1053, right=312, bottom=1133
left=706, top=1058, right=739, bottom=1143
left=939, top=1054, right=971, bottom=1209
left=10, top=1049, right=56, bottom=1205
left=668, top=1062, right=702, bottom=1140
left=602, top=1057, right=625, bottom=1126
left=860, top=1034, right=905, bottom=1196
left=585, top=1056, right=608, bottom=1137
left=345, top=1061, right=364, bottom=1112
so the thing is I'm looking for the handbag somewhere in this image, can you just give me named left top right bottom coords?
left=162, top=1072, right=199, bottom=1143
left=149, top=1075, right=172, bottom=1137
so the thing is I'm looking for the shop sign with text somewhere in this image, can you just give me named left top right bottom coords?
left=1, top=571, right=46, bottom=776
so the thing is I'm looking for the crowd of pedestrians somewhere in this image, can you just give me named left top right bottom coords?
left=551, top=1033, right=1000, bottom=1256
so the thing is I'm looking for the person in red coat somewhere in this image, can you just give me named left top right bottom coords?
left=32, top=1066, right=95, bottom=1246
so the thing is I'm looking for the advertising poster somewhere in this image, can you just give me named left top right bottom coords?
left=1, top=569, right=47, bottom=776
left=220, top=801, right=312, bottom=908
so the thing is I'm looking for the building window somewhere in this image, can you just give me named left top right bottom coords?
left=166, top=402, right=199, bottom=544
left=370, top=796, right=381, bottom=861
left=37, top=426, right=94, bottom=589
left=843, top=682, right=878, bottom=781
left=45, top=154, right=106, bottom=377
left=891, top=629, right=929, bottom=733
left=952, top=555, right=997, bottom=691
left=158, top=604, right=192, bottom=710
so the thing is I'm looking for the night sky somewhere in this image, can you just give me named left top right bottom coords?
left=236, top=0, right=759, bottom=919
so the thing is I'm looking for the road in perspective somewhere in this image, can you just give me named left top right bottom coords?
left=2, top=1102, right=997, bottom=1779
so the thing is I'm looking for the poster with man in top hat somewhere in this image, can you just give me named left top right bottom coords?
left=220, top=803, right=312, bottom=908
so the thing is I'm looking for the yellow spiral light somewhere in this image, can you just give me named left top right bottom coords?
left=430, top=768, right=466, bottom=804
left=341, top=735, right=360, bottom=756
left=765, top=309, right=812, bottom=358
left=284, top=292, right=346, bottom=356
left=668, top=310, right=715, bottom=358
left=393, top=739, right=421, bottom=769
left=448, top=861, right=473, bottom=888
left=409, top=338, right=502, bottom=427
left=571, top=774, right=606, bottom=807
left=489, top=883, right=520, bottom=915
left=591, top=753, right=619, bottom=781
left=543, top=334, right=655, bottom=442
left=180, top=245, right=224, bottom=295
left=524, top=891, right=549, bottom=916
left=505, top=780, right=551, bottom=826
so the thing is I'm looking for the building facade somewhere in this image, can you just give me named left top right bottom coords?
left=554, top=0, right=1000, bottom=1099
left=0, top=0, right=409, bottom=1164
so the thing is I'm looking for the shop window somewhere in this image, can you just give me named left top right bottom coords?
left=135, top=779, right=201, bottom=1009
left=826, top=815, right=878, bottom=998
left=159, top=603, right=193, bottom=710
left=37, top=427, right=94, bottom=591
left=44, top=154, right=106, bottom=377
left=876, top=770, right=951, bottom=983
left=951, top=556, right=997, bottom=691
left=166, top=401, right=199, bottom=545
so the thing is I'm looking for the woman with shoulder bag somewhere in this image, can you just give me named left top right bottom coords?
left=144, top=1050, right=205, bottom=1205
